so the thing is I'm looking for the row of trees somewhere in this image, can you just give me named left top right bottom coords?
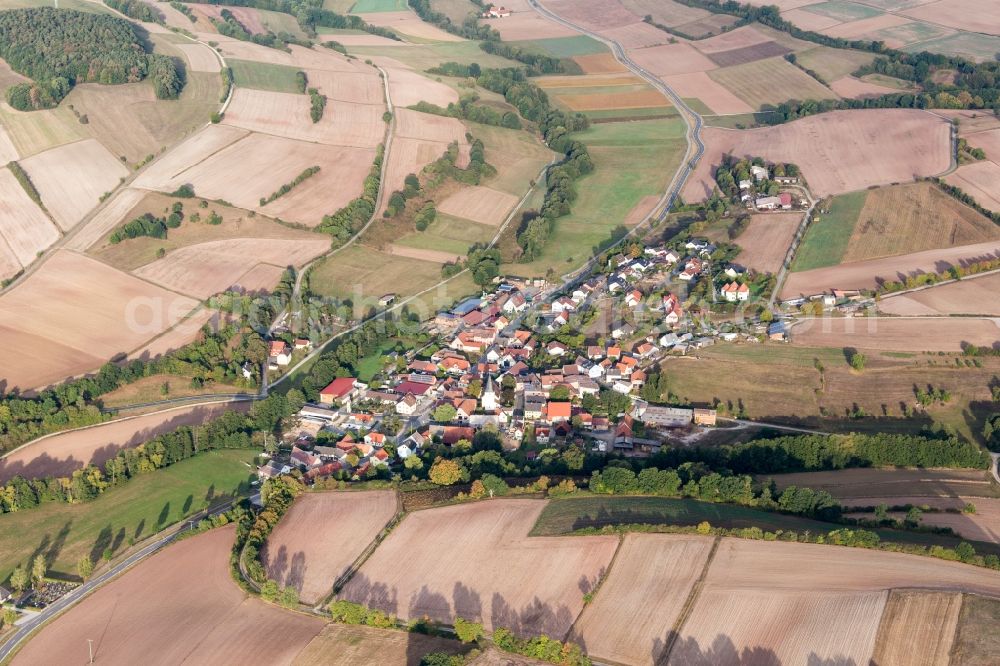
left=0, top=8, right=182, bottom=109
left=0, top=397, right=289, bottom=513
left=410, top=97, right=522, bottom=130
left=259, top=166, right=320, bottom=206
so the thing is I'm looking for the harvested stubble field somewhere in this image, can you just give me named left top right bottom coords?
left=0, top=166, right=59, bottom=272
left=830, top=74, right=902, bottom=98
left=0, top=101, right=88, bottom=158
left=842, top=182, right=1000, bottom=263
left=361, top=11, right=464, bottom=41
left=572, top=53, right=628, bottom=74
left=223, top=89, right=384, bottom=147
left=705, top=41, right=793, bottom=68
left=486, top=11, right=577, bottom=41
left=629, top=42, right=719, bottom=77
left=571, top=534, right=714, bottom=666
left=952, top=594, right=1000, bottom=664
left=946, top=161, right=1000, bottom=213
left=132, top=124, right=249, bottom=191
left=293, top=623, right=467, bottom=666
left=845, top=498, right=1000, bottom=545
left=0, top=251, right=198, bottom=391
left=0, top=448, right=255, bottom=583
left=683, top=109, right=951, bottom=202
left=19, top=139, right=130, bottom=230
left=67, top=188, right=147, bottom=252
left=597, top=21, right=671, bottom=49
left=175, top=42, right=221, bottom=72
left=133, top=238, right=330, bottom=299
left=437, top=186, right=520, bottom=226
left=878, top=272, right=1000, bottom=316
left=10, top=525, right=324, bottom=666
left=339, top=499, right=619, bottom=637
left=661, top=71, right=753, bottom=115
left=661, top=343, right=1000, bottom=438
left=0, top=401, right=245, bottom=483
left=380, top=63, right=456, bottom=108
left=386, top=244, right=462, bottom=264
left=900, top=0, right=1000, bottom=36
left=782, top=238, right=1000, bottom=296
left=871, top=590, right=962, bottom=666
left=788, top=317, right=1000, bottom=352
left=545, top=0, right=642, bottom=31
left=263, top=490, right=398, bottom=604
left=128, top=307, right=222, bottom=362
left=90, top=192, right=322, bottom=269
left=0, top=124, right=17, bottom=163
left=707, top=56, right=837, bottom=110
left=302, top=68, right=383, bottom=105
left=732, top=212, right=801, bottom=274
left=620, top=0, right=711, bottom=27
left=670, top=538, right=1000, bottom=666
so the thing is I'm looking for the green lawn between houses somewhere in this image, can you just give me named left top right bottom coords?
left=0, top=449, right=256, bottom=582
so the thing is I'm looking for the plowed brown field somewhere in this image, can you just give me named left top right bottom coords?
left=878, top=273, right=1000, bottom=316
left=263, top=490, right=398, bottom=604
left=788, top=317, right=1000, bottom=352
left=733, top=213, right=801, bottom=273
left=339, top=499, right=619, bottom=637
left=871, top=590, right=962, bottom=666
left=11, top=526, right=324, bottom=666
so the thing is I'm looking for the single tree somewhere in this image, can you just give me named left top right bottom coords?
left=77, top=555, right=94, bottom=581
left=31, top=555, right=47, bottom=590
left=9, top=566, right=28, bottom=593
left=429, top=458, right=463, bottom=486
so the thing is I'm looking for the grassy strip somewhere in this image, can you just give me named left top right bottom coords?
left=259, top=166, right=320, bottom=206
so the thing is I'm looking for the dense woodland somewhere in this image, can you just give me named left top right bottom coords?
left=0, top=8, right=182, bottom=110
left=103, top=0, right=164, bottom=25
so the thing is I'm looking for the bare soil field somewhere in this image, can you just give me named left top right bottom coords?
left=555, top=89, right=668, bottom=111
left=382, top=64, right=456, bottom=108
left=436, top=187, right=518, bottom=226
left=67, top=188, right=148, bottom=252
left=339, top=499, right=619, bottom=637
left=572, top=53, right=628, bottom=74
left=571, top=534, right=713, bottom=665
left=488, top=11, right=577, bottom=40
left=0, top=250, right=198, bottom=391
left=787, top=317, right=1000, bottom=352
left=129, top=307, right=221, bottom=362
left=844, top=498, right=1000, bottom=544
left=693, top=25, right=774, bottom=53
left=385, top=244, right=463, bottom=264
left=684, top=109, right=951, bottom=201
left=394, top=107, right=467, bottom=143
left=670, top=538, right=1000, bottom=666
left=151, top=134, right=374, bottom=217
left=362, top=11, right=465, bottom=41
left=706, top=41, right=793, bottom=68
left=783, top=238, right=1000, bottom=296
left=878, top=272, right=1000, bottom=316
left=11, top=526, right=324, bottom=666
left=901, top=0, right=1000, bottom=35
left=661, top=72, right=753, bottom=114
left=843, top=182, right=1000, bottom=262
left=545, top=0, right=641, bottom=31
left=263, top=490, right=398, bottom=604
left=0, top=402, right=243, bottom=483
left=830, top=74, right=902, bottom=99
left=871, top=590, right=962, bottom=666
left=0, top=240, right=19, bottom=282
left=629, top=42, right=719, bottom=77
left=133, top=124, right=249, bottom=191
left=223, top=89, right=384, bottom=147
left=599, top=21, right=670, bottom=49
left=175, top=42, right=221, bottom=72
left=293, top=623, right=467, bottom=666
left=619, top=0, right=709, bottom=27
left=672, top=588, right=887, bottom=666
left=766, top=468, right=999, bottom=501
left=133, top=238, right=330, bottom=299
left=0, top=124, right=17, bottom=162
left=946, top=161, right=1000, bottom=213
left=303, top=68, right=383, bottom=105
left=0, top=166, right=59, bottom=268
left=19, top=139, right=130, bottom=230
left=733, top=212, right=801, bottom=273
left=962, top=127, right=1000, bottom=162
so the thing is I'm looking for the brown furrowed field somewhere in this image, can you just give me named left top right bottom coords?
left=599, top=21, right=671, bottom=48
left=0, top=402, right=245, bottom=483
left=629, top=42, right=719, bottom=77
left=223, top=89, right=384, bottom=147
left=571, top=534, right=713, bottom=665
left=437, top=186, right=519, bottom=226
left=733, top=212, right=801, bottom=273
left=573, top=53, right=628, bottom=74
left=672, top=588, right=887, bottom=665
left=11, top=526, right=324, bottom=666
left=843, top=182, right=1000, bottom=262
left=132, top=124, right=249, bottom=191
left=19, top=139, right=130, bottom=230
left=133, top=238, right=329, bottom=299
left=293, top=623, right=467, bottom=666
left=145, top=133, right=376, bottom=217
left=946, top=161, right=1000, bottom=213
left=662, top=72, right=753, bottom=114
left=0, top=250, right=198, bottom=391
left=339, top=499, right=619, bottom=637
left=878, top=273, right=1000, bottom=316
left=782, top=239, right=1000, bottom=296
left=302, top=68, right=384, bottom=105
left=669, top=538, right=1000, bottom=665
left=545, top=0, right=642, bottom=32
left=707, top=56, right=837, bottom=110
left=788, top=316, right=1000, bottom=352
left=952, top=594, right=1000, bottom=664
left=845, top=498, right=1000, bottom=544
left=263, top=490, right=398, bottom=604
left=379, top=61, right=457, bottom=108
left=871, top=590, right=962, bottom=666
left=0, top=166, right=59, bottom=271
left=684, top=109, right=951, bottom=201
